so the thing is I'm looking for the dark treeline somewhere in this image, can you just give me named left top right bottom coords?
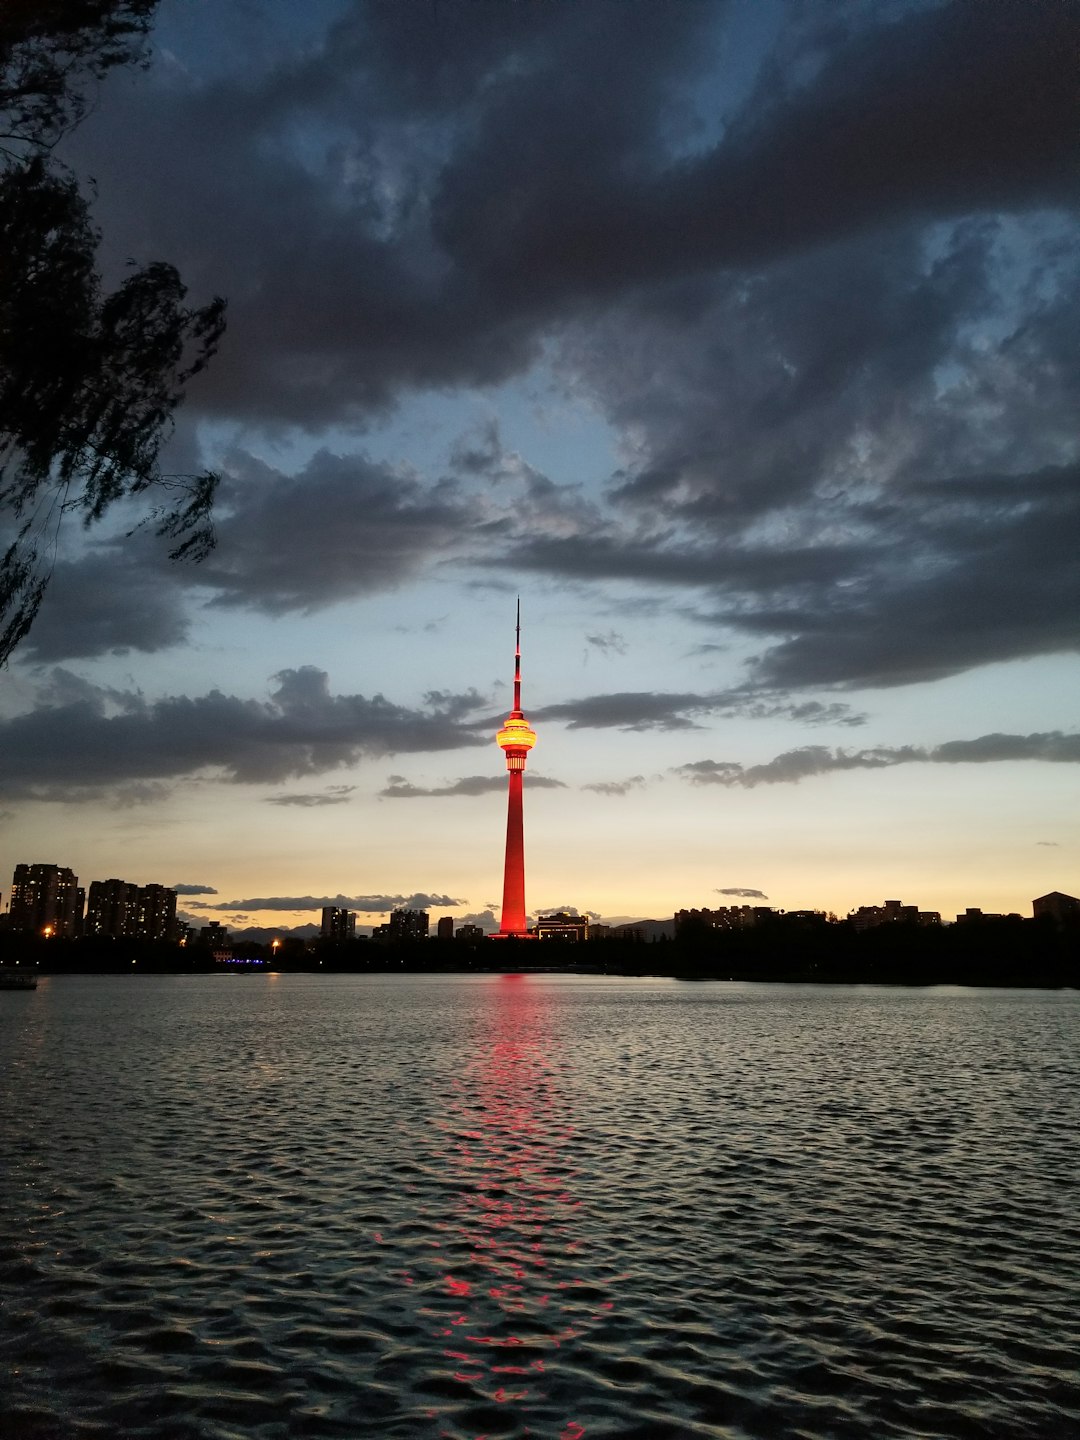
left=2, top=914, right=1077, bottom=987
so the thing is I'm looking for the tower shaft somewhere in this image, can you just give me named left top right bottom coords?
left=500, top=768, right=526, bottom=935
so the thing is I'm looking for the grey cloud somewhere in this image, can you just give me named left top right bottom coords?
left=44, top=0, right=1080, bottom=699
left=530, top=689, right=864, bottom=732
left=11, top=447, right=480, bottom=659
left=204, top=450, right=470, bottom=614
left=69, top=1, right=1075, bottom=431
left=265, top=786, right=356, bottom=807
left=456, top=909, right=498, bottom=934
left=582, top=776, right=645, bottom=797
left=716, top=887, right=769, bottom=900
left=380, top=773, right=565, bottom=799
left=533, top=691, right=707, bottom=733
left=20, top=551, right=189, bottom=663
left=1036, top=841, right=1060, bottom=848
left=677, top=732, right=1080, bottom=788
left=198, top=892, right=464, bottom=914
left=585, top=631, right=626, bottom=658
left=0, top=667, right=486, bottom=799
left=172, top=884, right=219, bottom=895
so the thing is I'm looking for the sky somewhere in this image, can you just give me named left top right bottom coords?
left=1, top=0, right=1078, bottom=938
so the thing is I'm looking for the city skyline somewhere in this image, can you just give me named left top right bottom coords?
left=1, top=1, right=1077, bottom=932
left=2, top=855, right=1073, bottom=947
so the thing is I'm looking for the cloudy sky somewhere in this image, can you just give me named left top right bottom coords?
left=2, top=0, right=1078, bottom=935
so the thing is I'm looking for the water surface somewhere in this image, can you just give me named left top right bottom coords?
left=2, top=975, right=1078, bottom=1438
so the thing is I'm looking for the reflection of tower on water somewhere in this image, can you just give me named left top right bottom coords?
left=495, top=600, right=537, bottom=939
left=410, top=979, right=616, bottom=1437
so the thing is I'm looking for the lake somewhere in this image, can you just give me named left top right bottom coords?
left=1, top=974, right=1078, bottom=1438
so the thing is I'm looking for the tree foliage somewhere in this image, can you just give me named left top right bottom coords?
left=0, top=0, right=225, bottom=665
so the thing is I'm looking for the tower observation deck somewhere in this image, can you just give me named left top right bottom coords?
left=496, top=599, right=536, bottom=938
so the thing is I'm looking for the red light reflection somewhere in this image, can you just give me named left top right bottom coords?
left=409, top=976, right=609, bottom=1438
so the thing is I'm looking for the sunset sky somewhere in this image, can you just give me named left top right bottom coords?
left=1, top=0, right=1077, bottom=937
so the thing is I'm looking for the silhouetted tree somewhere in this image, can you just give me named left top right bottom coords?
left=0, top=1, right=225, bottom=663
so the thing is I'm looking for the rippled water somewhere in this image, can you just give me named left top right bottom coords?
left=2, top=975, right=1079, bottom=1439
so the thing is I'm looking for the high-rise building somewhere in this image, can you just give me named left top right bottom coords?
left=85, top=880, right=177, bottom=940
left=8, top=863, right=82, bottom=937
left=385, top=908, right=429, bottom=942
left=137, top=884, right=177, bottom=942
left=321, top=906, right=357, bottom=942
left=495, top=600, right=537, bottom=938
left=86, top=879, right=140, bottom=938
left=437, top=916, right=454, bottom=940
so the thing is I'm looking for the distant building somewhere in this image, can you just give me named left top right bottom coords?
left=86, top=879, right=140, bottom=938
left=675, top=905, right=771, bottom=934
left=376, top=908, right=429, bottom=943
left=536, top=911, right=589, bottom=942
left=321, top=906, right=357, bottom=942
left=455, top=923, right=485, bottom=942
left=437, top=916, right=455, bottom=940
left=8, top=863, right=83, bottom=938
left=955, top=907, right=1019, bottom=923
left=850, top=899, right=939, bottom=931
left=86, top=880, right=177, bottom=940
left=137, top=884, right=177, bottom=942
left=1033, top=892, right=1080, bottom=927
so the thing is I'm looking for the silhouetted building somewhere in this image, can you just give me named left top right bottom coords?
left=137, top=884, right=177, bottom=942
left=9, top=863, right=82, bottom=938
left=536, top=911, right=588, bottom=942
left=676, top=905, right=771, bottom=934
left=85, top=880, right=177, bottom=940
left=437, top=916, right=454, bottom=940
left=385, top=908, right=429, bottom=942
left=321, top=906, right=356, bottom=942
left=455, top=923, right=485, bottom=942
left=1033, top=892, right=1080, bottom=926
left=850, top=899, right=939, bottom=931
left=86, top=879, right=140, bottom=938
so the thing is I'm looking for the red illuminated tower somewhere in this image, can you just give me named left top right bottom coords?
left=496, top=599, right=537, bottom=938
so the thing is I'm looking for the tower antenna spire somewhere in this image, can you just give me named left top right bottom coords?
left=513, top=595, right=522, bottom=713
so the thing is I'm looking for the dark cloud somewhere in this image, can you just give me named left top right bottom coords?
left=20, top=551, right=189, bottom=663
left=171, top=883, right=219, bottom=896
left=1036, top=841, right=1060, bottom=848
left=582, top=776, right=645, bottom=797
left=197, top=892, right=464, bottom=914
left=68, top=1, right=1074, bottom=428
left=41, top=0, right=1080, bottom=698
left=203, top=450, right=470, bottom=614
left=0, top=667, right=486, bottom=799
left=676, top=732, right=1080, bottom=788
left=585, top=631, right=626, bottom=658
left=456, top=909, right=498, bottom=934
left=265, top=786, right=356, bottom=807
left=380, top=773, right=565, bottom=799
left=531, top=690, right=864, bottom=732
left=14, top=448, right=481, bottom=659
left=716, top=887, right=768, bottom=900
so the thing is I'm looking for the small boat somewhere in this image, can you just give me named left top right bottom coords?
left=0, top=965, right=38, bottom=990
